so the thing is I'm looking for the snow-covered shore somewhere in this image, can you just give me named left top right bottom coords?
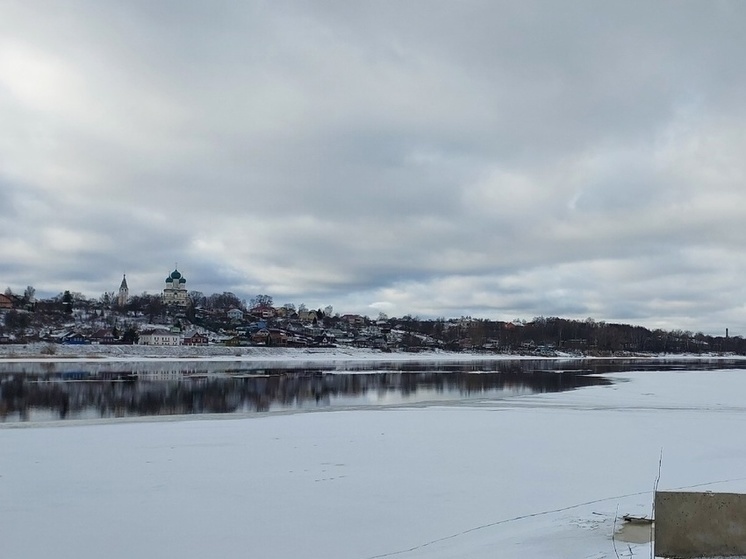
left=0, top=342, right=572, bottom=362
left=1, top=341, right=744, bottom=363
left=4, top=368, right=746, bottom=558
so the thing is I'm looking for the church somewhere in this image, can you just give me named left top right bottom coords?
left=117, top=274, right=129, bottom=307
left=163, top=268, right=188, bottom=306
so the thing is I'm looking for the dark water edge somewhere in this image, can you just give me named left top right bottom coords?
left=0, top=358, right=743, bottom=423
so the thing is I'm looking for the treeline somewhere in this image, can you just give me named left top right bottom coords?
left=11, top=289, right=251, bottom=322
left=392, top=315, right=741, bottom=354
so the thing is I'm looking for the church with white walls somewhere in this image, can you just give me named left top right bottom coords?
left=163, top=268, right=188, bottom=306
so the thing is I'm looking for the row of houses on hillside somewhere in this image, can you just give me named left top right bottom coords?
left=204, top=306, right=364, bottom=324
left=136, top=326, right=338, bottom=347
left=55, top=328, right=209, bottom=346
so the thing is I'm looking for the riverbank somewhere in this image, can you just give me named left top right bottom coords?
left=0, top=341, right=745, bottom=363
left=0, top=343, right=518, bottom=362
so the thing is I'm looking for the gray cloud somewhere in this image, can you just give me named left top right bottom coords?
left=2, top=1, right=746, bottom=334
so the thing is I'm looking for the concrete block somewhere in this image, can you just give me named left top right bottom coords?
left=655, top=491, right=746, bottom=558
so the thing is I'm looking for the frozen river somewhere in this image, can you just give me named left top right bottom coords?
left=3, top=358, right=746, bottom=558
left=2, top=357, right=741, bottom=423
left=0, top=359, right=614, bottom=423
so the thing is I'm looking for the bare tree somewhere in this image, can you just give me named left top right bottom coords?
left=23, top=285, right=35, bottom=303
left=188, top=290, right=206, bottom=308
left=250, top=294, right=273, bottom=308
left=100, top=291, right=115, bottom=307
left=208, top=292, right=243, bottom=311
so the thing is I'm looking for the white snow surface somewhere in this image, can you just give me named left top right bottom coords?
left=1, top=341, right=741, bottom=363
left=0, top=343, right=552, bottom=364
left=3, top=365, right=746, bottom=558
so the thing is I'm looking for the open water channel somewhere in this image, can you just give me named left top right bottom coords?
left=1, top=358, right=744, bottom=423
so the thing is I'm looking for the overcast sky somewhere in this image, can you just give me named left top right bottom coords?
left=2, top=1, right=746, bottom=334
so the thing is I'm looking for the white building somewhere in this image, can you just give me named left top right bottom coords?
left=163, top=268, right=188, bottom=306
left=139, top=328, right=181, bottom=346
left=227, top=308, right=244, bottom=321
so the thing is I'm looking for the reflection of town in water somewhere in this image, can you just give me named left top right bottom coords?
left=2, top=358, right=742, bottom=423
left=0, top=360, right=618, bottom=422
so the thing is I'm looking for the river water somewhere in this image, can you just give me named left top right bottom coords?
left=1, top=358, right=743, bottom=423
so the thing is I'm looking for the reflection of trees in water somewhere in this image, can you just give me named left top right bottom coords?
left=0, top=367, right=611, bottom=422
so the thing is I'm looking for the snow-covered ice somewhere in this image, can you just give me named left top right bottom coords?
left=2, top=366, right=746, bottom=558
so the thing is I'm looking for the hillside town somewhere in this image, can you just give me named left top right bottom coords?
left=1, top=268, right=745, bottom=355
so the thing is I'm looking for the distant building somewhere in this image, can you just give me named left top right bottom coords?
left=182, top=330, right=208, bottom=346
left=251, top=328, right=288, bottom=346
left=0, top=293, right=12, bottom=310
left=117, top=274, right=129, bottom=307
left=139, top=328, right=181, bottom=346
left=163, top=268, right=188, bottom=307
left=250, top=305, right=276, bottom=319
left=298, top=309, right=319, bottom=322
left=91, top=329, right=117, bottom=345
left=62, top=332, right=89, bottom=345
left=341, top=314, right=366, bottom=326
left=227, top=308, right=244, bottom=321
